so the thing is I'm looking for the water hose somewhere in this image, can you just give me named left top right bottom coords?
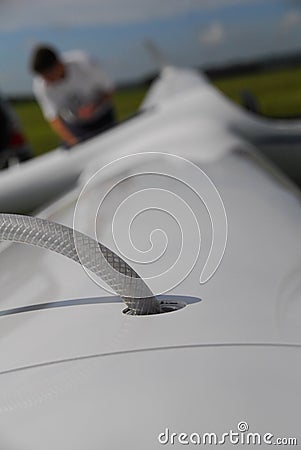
left=0, top=214, right=161, bottom=315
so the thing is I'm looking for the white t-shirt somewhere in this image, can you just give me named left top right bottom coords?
left=33, top=51, right=114, bottom=122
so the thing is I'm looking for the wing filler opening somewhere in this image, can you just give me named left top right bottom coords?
left=0, top=214, right=161, bottom=316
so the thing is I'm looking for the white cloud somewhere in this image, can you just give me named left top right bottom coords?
left=199, top=22, right=225, bottom=46
left=0, top=0, right=264, bottom=31
left=280, top=9, right=301, bottom=29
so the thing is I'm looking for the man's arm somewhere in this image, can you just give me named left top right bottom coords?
left=33, top=79, right=79, bottom=147
left=49, top=117, right=79, bottom=147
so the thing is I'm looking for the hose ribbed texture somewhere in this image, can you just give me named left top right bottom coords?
left=0, top=214, right=160, bottom=315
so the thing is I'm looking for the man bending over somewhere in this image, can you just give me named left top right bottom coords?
left=30, top=45, right=116, bottom=148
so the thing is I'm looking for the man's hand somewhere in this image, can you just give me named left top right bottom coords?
left=50, top=117, right=79, bottom=147
left=76, top=103, right=97, bottom=120
left=76, top=91, right=113, bottom=121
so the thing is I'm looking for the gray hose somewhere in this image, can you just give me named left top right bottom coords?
left=0, top=214, right=161, bottom=315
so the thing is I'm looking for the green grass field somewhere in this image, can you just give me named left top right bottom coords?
left=11, top=65, right=301, bottom=156
left=214, top=65, right=301, bottom=117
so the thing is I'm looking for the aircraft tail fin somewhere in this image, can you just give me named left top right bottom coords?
left=144, top=40, right=169, bottom=69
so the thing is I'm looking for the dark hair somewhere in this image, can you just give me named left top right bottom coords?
left=30, top=45, right=59, bottom=74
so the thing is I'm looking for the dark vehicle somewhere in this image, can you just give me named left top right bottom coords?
left=0, top=95, right=33, bottom=170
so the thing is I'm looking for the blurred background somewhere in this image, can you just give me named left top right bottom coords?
left=1, top=0, right=301, bottom=156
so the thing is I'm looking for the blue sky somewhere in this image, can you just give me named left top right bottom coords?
left=0, top=0, right=301, bottom=95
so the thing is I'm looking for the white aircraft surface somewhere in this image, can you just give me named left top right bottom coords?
left=0, top=65, right=300, bottom=449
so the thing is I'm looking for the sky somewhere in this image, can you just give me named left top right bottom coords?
left=0, top=0, right=301, bottom=95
